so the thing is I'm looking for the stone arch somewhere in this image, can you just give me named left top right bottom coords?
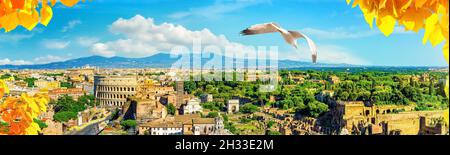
left=232, top=105, right=238, bottom=113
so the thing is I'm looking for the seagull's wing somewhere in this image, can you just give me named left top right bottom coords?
left=289, top=31, right=318, bottom=63
left=241, top=23, right=281, bottom=35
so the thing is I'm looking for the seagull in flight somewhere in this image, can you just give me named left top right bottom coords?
left=240, top=22, right=318, bottom=63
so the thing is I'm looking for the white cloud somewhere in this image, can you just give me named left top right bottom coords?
left=0, top=58, right=33, bottom=65
left=42, top=40, right=70, bottom=49
left=0, top=34, right=34, bottom=43
left=168, top=0, right=270, bottom=19
left=0, top=55, right=69, bottom=65
left=92, top=14, right=366, bottom=65
left=281, top=44, right=368, bottom=65
left=91, top=43, right=116, bottom=57
left=33, top=55, right=68, bottom=64
left=91, top=15, right=248, bottom=57
left=62, top=20, right=82, bottom=32
left=301, top=26, right=413, bottom=40
left=77, top=37, right=99, bottom=47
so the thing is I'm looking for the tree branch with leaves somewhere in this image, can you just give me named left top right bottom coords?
left=0, top=0, right=87, bottom=32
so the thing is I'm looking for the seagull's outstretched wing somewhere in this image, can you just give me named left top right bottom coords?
left=289, top=31, right=318, bottom=63
left=241, top=23, right=281, bottom=35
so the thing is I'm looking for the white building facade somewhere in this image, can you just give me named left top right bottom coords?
left=183, top=98, right=203, bottom=114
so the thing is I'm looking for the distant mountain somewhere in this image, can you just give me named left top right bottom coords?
left=0, top=53, right=180, bottom=69
left=0, top=53, right=364, bottom=70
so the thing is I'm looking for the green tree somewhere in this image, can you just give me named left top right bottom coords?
left=184, top=81, right=197, bottom=94
left=297, top=101, right=329, bottom=118
left=55, top=95, right=86, bottom=113
left=0, top=73, right=12, bottom=79
left=240, top=103, right=260, bottom=114
left=60, top=82, right=74, bottom=88
left=267, top=131, right=282, bottom=135
left=24, top=78, right=37, bottom=87
left=267, top=120, right=276, bottom=128
left=206, top=112, right=219, bottom=118
left=33, top=118, right=48, bottom=129
left=222, top=114, right=229, bottom=122
left=202, top=102, right=224, bottom=111
left=78, top=94, right=97, bottom=107
left=167, top=103, right=176, bottom=115
left=120, top=120, right=137, bottom=129
left=53, top=111, right=78, bottom=122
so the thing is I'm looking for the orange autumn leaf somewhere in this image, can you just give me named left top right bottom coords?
left=0, top=0, right=87, bottom=32
left=11, top=0, right=25, bottom=9
left=0, top=89, right=4, bottom=98
left=0, top=91, right=50, bottom=135
left=0, top=11, right=20, bottom=32
left=18, top=9, right=40, bottom=31
left=40, top=4, right=53, bottom=26
left=347, top=0, right=449, bottom=46
left=60, top=0, right=80, bottom=7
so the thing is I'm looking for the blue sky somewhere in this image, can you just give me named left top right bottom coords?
left=0, top=0, right=448, bottom=66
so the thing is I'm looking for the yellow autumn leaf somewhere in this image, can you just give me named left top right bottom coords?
left=51, top=0, right=57, bottom=6
left=60, top=0, right=80, bottom=7
left=0, top=79, right=9, bottom=97
left=444, top=109, right=449, bottom=126
left=415, top=0, right=427, bottom=9
left=361, top=9, right=375, bottom=29
left=25, top=122, right=41, bottom=135
left=347, top=0, right=449, bottom=70
left=18, top=9, right=39, bottom=31
left=376, top=15, right=396, bottom=37
left=40, top=4, right=53, bottom=26
left=1, top=0, right=85, bottom=32
left=423, top=14, right=445, bottom=46
left=346, top=0, right=351, bottom=5
left=445, top=77, right=449, bottom=98
left=0, top=12, right=19, bottom=32
left=400, top=0, right=413, bottom=12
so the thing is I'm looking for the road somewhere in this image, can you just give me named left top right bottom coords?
left=72, top=121, right=101, bottom=135
left=69, top=113, right=112, bottom=135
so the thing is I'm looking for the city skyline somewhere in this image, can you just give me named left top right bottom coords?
left=0, top=0, right=448, bottom=67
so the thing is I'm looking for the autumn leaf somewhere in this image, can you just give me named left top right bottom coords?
left=377, top=14, right=396, bottom=36
left=445, top=109, right=449, bottom=126
left=0, top=12, right=19, bottom=32
left=60, top=0, right=80, bottom=7
left=18, top=9, right=40, bottom=31
left=40, top=4, right=53, bottom=26
left=0, top=0, right=86, bottom=32
left=1, top=82, right=50, bottom=135
left=0, top=79, right=8, bottom=97
left=347, top=0, right=449, bottom=48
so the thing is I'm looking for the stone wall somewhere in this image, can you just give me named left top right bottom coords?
left=94, top=76, right=137, bottom=107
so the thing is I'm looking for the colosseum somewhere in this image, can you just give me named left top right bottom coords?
left=94, top=76, right=138, bottom=107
